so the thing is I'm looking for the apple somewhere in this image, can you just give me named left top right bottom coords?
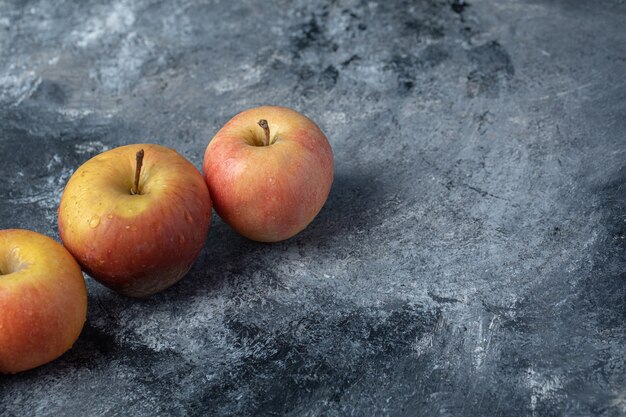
left=203, top=106, right=333, bottom=242
left=58, top=144, right=212, bottom=297
left=203, top=106, right=334, bottom=242
left=0, top=229, right=87, bottom=374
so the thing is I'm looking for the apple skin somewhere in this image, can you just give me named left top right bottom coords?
left=203, top=106, right=333, bottom=242
left=58, top=144, right=212, bottom=297
left=0, top=229, right=87, bottom=374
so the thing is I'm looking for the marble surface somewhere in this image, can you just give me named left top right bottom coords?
left=1, top=0, right=625, bottom=415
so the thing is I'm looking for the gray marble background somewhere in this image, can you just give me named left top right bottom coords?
left=0, top=0, right=625, bottom=416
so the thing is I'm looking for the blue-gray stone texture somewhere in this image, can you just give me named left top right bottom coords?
left=0, top=0, right=625, bottom=416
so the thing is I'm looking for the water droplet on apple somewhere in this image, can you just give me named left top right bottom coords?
left=269, top=177, right=275, bottom=184
left=125, top=225, right=138, bottom=232
left=178, top=234, right=186, bottom=244
left=107, top=213, right=113, bottom=219
left=89, top=215, right=100, bottom=228
left=184, top=211, right=193, bottom=224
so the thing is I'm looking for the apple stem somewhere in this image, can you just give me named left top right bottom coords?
left=258, top=119, right=270, bottom=146
left=132, top=149, right=144, bottom=195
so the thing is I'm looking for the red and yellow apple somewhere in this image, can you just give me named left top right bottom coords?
left=58, top=144, right=212, bottom=297
left=0, top=229, right=87, bottom=374
left=203, top=106, right=333, bottom=242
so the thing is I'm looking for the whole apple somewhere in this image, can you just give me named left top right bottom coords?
left=58, top=144, right=212, bottom=297
left=0, top=229, right=87, bottom=374
left=203, top=106, right=333, bottom=242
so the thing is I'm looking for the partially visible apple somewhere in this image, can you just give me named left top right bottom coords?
left=58, top=144, right=212, bottom=297
left=203, top=106, right=334, bottom=242
left=0, top=229, right=87, bottom=374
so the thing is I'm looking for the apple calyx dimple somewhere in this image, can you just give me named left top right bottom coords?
left=0, top=253, right=14, bottom=276
left=131, top=149, right=145, bottom=195
left=257, top=119, right=270, bottom=146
